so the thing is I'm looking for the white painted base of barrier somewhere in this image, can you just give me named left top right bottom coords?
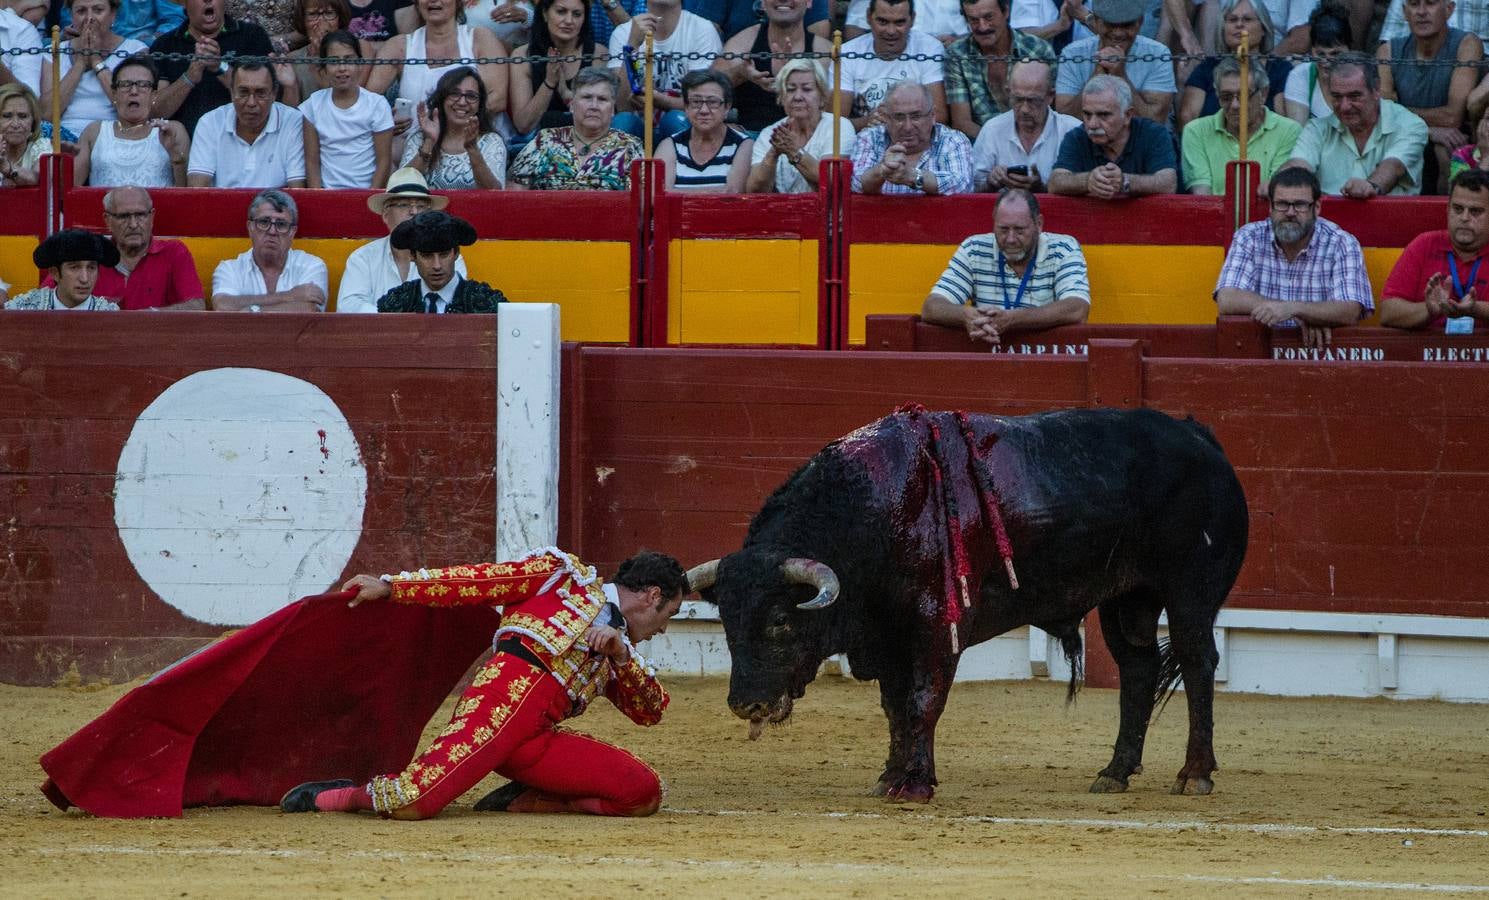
left=495, top=304, right=561, bottom=556
left=644, top=603, right=1489, bottom=703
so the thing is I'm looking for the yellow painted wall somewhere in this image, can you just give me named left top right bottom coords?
left=0, top=236, right=36, bottom=297
left=667, top=239, right=821, bottom=344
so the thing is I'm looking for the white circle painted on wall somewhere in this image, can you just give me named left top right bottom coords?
left=113, top=368, right=368, bottom=626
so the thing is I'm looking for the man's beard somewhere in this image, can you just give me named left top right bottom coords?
left=1274, top=220, right=1312, bottom=244
left=1002, top=245, right=1030, bottom=263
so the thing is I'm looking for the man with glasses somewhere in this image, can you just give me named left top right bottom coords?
left=1286, top=53, right=1427, bottom=197
left=851, top=79, right=973, bottom=194
left=943, top=0, right=1055, bottom=140
left=337, top=168, right=468, bottom=314
left=210, top=189, right=327, bottom=312
left=149, top=0, right=274, bottom=135
left=1214, top=167, right=1372, bottom=349
left=1054, top=0, right=1174, bottom=123
left=42, top=186, right=204, bottom=309
left=1182, top=57, right=1300, bottom=195
left=186, top=61, right=306, bottom=188
left=972, top=59, right=1078, bottom=192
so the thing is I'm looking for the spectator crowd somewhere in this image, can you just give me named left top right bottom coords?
left=1, top=0, right=1488, bottom=336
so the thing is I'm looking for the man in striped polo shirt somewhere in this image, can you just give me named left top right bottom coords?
left=920, top=188, right=1091, bottom=345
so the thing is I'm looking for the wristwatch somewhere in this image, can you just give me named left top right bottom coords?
left=913, top=169, right=925, bottom=192
left=92, top=60, right=108, bottom=75
left=248, top=304, right=262, bottom=313
left=602, top=0, right=620, bottom=10
left=1121, top=174, right=1131, bottom=193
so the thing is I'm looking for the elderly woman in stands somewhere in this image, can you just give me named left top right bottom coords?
left=283, top=0, right=374, bottom=101
left=508, top=0, right=607, bottom=137
left=399, top=66, right=506, bottom=188
left=74, top=55, right=189, bottom=186
left=746, top=59, right=855, bottom=195
left=657, top=70, right=753, bottom=192
left=1177, top=0, right=1293, bottom=132
left=507, top=67, right=642, bottom=190
left=0, top=85, right=52, bottom=189
left=40, top=0, right=150, bottom=141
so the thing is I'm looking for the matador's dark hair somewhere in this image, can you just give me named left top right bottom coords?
left=614, top=550, right=690, bottom=607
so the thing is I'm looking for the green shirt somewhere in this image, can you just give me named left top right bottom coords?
left=943, top=31, right=1057, bottom=129
left=1181, top=109, right=1303, bottom=194
left=1288, top=99, right=1429, bottom=195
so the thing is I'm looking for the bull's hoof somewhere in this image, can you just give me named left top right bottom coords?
left=1169, top=776, right=1214, bottom=796
left=883, top=781, right=935, bottom=803
left=1088, top=774, right=1129, bottom=794
left=869, top=780, right=890, bottom=797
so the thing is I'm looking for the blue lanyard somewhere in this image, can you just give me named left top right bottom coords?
left=1447, top=252, right=1483, bottom=300
left=998, top=248, right=1037, bottom=310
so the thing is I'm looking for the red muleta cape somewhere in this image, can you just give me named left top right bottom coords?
left=39, top=590, right=499, bottom=818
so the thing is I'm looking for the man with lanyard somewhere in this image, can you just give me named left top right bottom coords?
left=1380, top=168, right=1489, bottom=333
left=919, top=187, right=1090, bottom=345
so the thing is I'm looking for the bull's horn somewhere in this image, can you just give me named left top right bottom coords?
left=782, top=558, right=840, bottom=610
left=686, top=559, right=720, bottom=594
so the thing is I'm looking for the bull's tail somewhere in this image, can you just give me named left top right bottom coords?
left=1150, top=636, right=1185, bottom=721
left=1057, top=628, right=1083, bottom=704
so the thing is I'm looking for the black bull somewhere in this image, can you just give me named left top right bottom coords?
left=687, top=407, right=1248, bottom=802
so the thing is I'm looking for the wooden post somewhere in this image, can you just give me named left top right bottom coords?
left=49, top=27, right=61, bottom=154
left=831, top=30, right=842, bottom=158
left=1237, top=43, right=1249, bottom=163
left=643, top=33, right=655, bottom=158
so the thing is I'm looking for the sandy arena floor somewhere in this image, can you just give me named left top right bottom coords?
left=2, top=674, right=1487, bottom=898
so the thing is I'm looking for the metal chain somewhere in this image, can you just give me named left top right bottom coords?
left=0, top=44, right=1483, bottom=69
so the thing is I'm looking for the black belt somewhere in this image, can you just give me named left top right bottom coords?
left=495, top=638, right=547, bottom=671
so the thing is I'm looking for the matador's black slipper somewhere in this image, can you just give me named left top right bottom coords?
left=279, top=778, right=356, bottom=813
left=473, top=780, right=531, bottom=812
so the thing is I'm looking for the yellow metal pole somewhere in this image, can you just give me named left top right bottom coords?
left=831, top=30, right=842, bottom=158
left=1237, top=42, right=1249, bottom=163
left=643, top=33, right=655, bottom=158
left=49, top=27, right=61, bottom=154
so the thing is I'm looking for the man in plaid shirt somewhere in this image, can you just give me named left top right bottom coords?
left=1215, top=167, right=1373, bottom=349
left=852, top=80, right=975, bottom=195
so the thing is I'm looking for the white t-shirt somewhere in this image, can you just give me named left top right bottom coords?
left=212, top=248, right=329, bottom=308
left=300, top=87, right=395, bottom=189
left=1258, top=0, right=1312, bottom=34
left=839, top=31, right=945, bottom=119
left=1283, top=61, right=1331, bottom=120
left=971, top=107, right=1081, bottom=191
left=188, top=102, right=308, bottom=188
left=57, top=39, right=148, bottom=136
left=845, top=0, right=968, bottom=37
left=1008, top=0, right=1092, bottom=40
left=0, top=9, right=42, bottom=96
left=607, top=11, right=721, bottom=96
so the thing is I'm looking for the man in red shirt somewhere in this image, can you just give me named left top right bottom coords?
left=47, top=186, right=205, bottom=310
left=1381, top=169, right=1489, bottom=331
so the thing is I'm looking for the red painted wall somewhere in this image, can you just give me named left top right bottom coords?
left=0, top=313, right=499, bottom=685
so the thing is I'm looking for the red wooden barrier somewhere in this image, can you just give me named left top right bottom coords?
left=0, top=313, right=499, bottom=686
left=867, top=314, right=1489, bottom=362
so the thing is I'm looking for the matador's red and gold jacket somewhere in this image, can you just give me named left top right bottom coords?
left=384, top=548, right=669, bottom=724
